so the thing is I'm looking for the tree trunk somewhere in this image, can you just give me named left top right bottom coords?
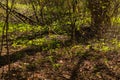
left=87, top=0, right=111, bottom=38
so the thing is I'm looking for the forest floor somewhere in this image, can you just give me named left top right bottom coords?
left=0, top=34, right=120, bottom=80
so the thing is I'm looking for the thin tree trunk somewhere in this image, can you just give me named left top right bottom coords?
left=87, top=0, right=111, bottom=38
left=71, top=0, right=77, bottom=44
left=5, top=0, right=10, bottom=79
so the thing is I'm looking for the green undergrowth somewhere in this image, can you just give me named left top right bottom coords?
left=112, top=17, right=120, bottom=25
left=87, top=39, right=120, bottom=52
left=0, top=22, right=66, bottom=36
left=12, top=34, right=69, bottom=51
left=70, top=38, right=120, bottom=55
left=12, top=37, right=120, bottom=55
left=0, top=22, right=120, bottom=53
left=0, top=22, right=42, bottom=35
left=0, top=22, right=69, bottom=51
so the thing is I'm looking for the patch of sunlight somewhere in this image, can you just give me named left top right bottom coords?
left=111, top=17, right=120, bottom=25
